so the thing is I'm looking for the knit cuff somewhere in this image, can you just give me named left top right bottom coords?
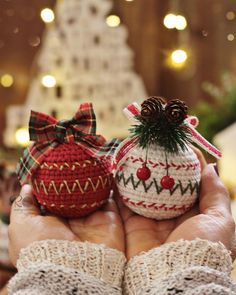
left=17, top=240, right=126, bottom=288
left=124, top=239, right=232, bottom=294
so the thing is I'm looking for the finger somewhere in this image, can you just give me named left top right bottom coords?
left=9, top=172, right=21, bottom=193
left=230, top=231, right=236, bottom=261
left=175, top=203, right=199, bottom=226
left=199, top=164, right=231, bottom=215
left=112, top=186, right=135, bottom=221
left=101, top=191, right=120, bottom=214
left=112, top=184, right=125, bottom=210
left=190, top=145, right=207, bottom=170
left=10, top=184, right=40, bottom=223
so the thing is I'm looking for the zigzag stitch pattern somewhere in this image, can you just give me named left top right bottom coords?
left=116, top=172, right=200, bottom=196
left=40, top=160, right=98, bottom=171
left=34, top=175, right=112, bottom=195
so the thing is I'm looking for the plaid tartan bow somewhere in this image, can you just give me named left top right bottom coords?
left=16, top=103, right=120, bottom=185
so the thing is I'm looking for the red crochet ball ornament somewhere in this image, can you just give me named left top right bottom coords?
left=32, top=143, right=112, bottom=218
left=16, top=103, right=117, bottom=218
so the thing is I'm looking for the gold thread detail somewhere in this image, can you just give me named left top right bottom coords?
left=40, top=200, right=106, bottom=210
left=33, top=176, right=111, bottom=195
left=41, top=181, right=49, bottom=195
left=48, top=181, right=59, bottom=195
left=34, top=179, right=40, bottom=193
left=40, top=160, right=99, bottom=171
left=75, top=180, right=85, bottom=194
left=63, top=180, right=71, bottom=194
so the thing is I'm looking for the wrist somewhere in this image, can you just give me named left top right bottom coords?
left=124, top=239, right=232, bottom=294
left=17, top=239, right=126, bottom=288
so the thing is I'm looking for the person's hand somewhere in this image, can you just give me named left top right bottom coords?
left=0, top=171, right=20, bottom=217
left=117, top=150, right=236, bottom=260
left=8, top=185, right=125, bottom=266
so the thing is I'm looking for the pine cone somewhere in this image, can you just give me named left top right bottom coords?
left=165, top=99, right=188, bottom=125
left=141, top=96, right=165, bottom=122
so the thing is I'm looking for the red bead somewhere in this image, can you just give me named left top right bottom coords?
left=160, top=175, right=175, bottom=189
left=136, top=164, right=151, bottom=181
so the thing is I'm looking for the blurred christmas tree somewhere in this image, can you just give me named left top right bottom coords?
left=194, top=73, right=236, bottom=142
left=4, top=0, right=147, bottom=147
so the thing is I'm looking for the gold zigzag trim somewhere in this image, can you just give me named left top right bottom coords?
left=41, top=199, right=107, bottom=209
left=40, top=160, right=98, bottom=171
left=33, top=175, right=112, bottom=195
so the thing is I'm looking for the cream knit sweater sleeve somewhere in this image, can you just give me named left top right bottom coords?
left=8, top=239, right=236, bottom=294
left=124, top=239, right=236, bottom=295
left=8, top=240, right=126, bottom=295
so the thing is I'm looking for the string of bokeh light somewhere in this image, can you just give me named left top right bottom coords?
left=166, top=49, right=188, bottom=69
left=171, top=49, right=188, bottom=65
left=106, top=15, right=121, bottom=27
left=163, top=13, right=187, bottom=30
left=15, top=127, right=30, bottom=147
left=40, top=8, right=55, bottom=23
left=41, top=75, right=57, bottom=88
left=1, top=74, right=14, bottom=88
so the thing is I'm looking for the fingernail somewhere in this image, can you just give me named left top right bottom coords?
left=213, top=163, right=219, bottom=176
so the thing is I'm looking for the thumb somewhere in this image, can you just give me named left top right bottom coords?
left=199, top=164, right=231, bottom=216
left=10, top=184, right=40, bottom=223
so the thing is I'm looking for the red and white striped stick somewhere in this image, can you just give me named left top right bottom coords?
left=185, top=119, right=222, bottom=159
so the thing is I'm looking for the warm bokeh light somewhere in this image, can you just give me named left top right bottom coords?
left=15, top=127, right=30, bottom=147
left=40, top=8, right=55, bottom=23
left=106, top=15, right=121, bottom=27
left=28, top=36, right=41, bottom=47
left=41, top=75, right=56, bottom=88
left=175, top=15, right=187, bottom=30
left=171, top=49, right=188, bottom=67
left=226, top=11, right=235, bottom=21
left=164, top=13, right=187, bottom=30
left=1, top=74, right=14, bottom=88
left=163, top=13, right=176, bottom=29
left=227, top=34, right=235, bottom=41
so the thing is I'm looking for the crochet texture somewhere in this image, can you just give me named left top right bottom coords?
left=32, top=143, right=112, bottom=217
left=115, top=143, right=201, bottom=220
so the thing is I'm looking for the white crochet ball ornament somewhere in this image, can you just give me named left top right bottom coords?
left=114, top=97, right=222, bottom=220
left=115, top=141, right=201, bottom=220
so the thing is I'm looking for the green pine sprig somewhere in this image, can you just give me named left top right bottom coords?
left=130, top=115, right=192, bottom=154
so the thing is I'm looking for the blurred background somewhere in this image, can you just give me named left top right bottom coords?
left=0, top=0, right=236, bottom=292
left=0, top=0, right=236, bottom=184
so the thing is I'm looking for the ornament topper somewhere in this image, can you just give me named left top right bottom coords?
left=118, top=97, right=222, bottom=167
left=131, top=97, right=191, bottom=153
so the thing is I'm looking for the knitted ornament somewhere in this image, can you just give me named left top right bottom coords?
left=114, top=97, right=222, bottom=220
left=16, top=103, right=119, bottom=218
